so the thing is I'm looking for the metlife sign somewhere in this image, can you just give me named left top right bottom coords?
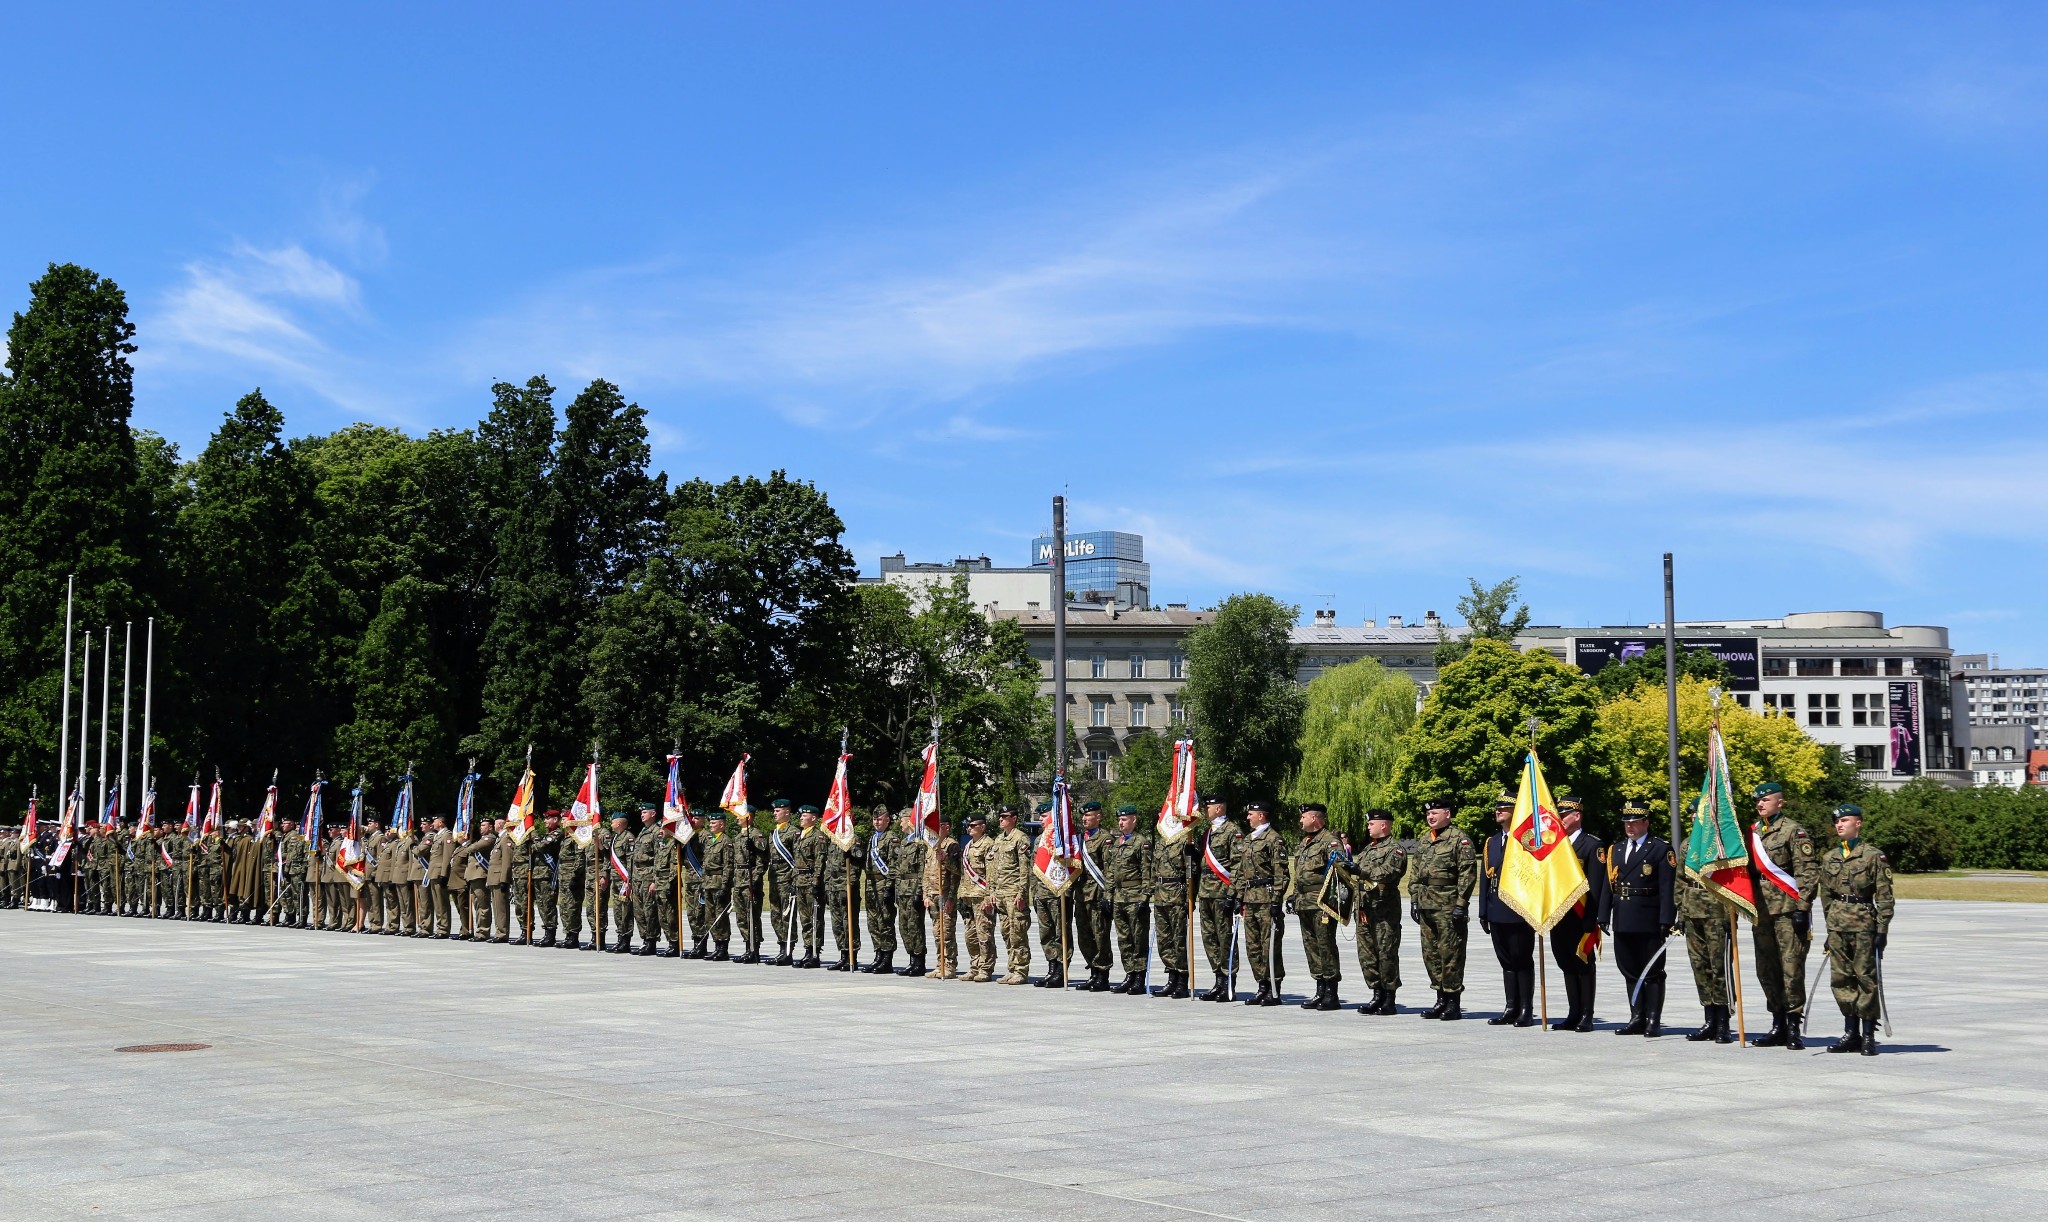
left=1571, top=636, right=1762, bottom=692
left=1036, top=538, right=1097, bottom=562
left=1028, top=530, right=1143, bottom=567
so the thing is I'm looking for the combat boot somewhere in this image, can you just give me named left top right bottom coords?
left=1687, top=1005, right=1720, bottom=1041
left=1110, top=972, right=1135, bottom=994
left=1318, top=979, right=1343, bottom=1011
left=1643, top=981, right=1665, bottom=1038
left=1169, top=972, right=1193, bottom=999
left=1859, top=1018, right=1878, bottom=1056
left=1750, top=1009, right=1788, bottom=1047
left=682, top=940, right=705, bottom=959
left=1195, top=974, right=1226, bottom=1001
left=1358, top=988, right=1382, bottom=1015
left=870, top=952, right=895, bottom=975
left=999, top=971, right=1027, bottom=985
left=1714, top=1007, right=1737, bottom=1045
left=771, top=949, right=794, bottom=966
left=1035, top=963, right=1062, bottom=988
left=1087, top=968, right=1112, bottom=992
left=538, top=931, right=557, bottom=948
left=508, top=934, right=527, bottom=946
left=1150, top=970, right=1176, bottom=997
left=1489, top=970, right=1521, bottom=1025
left=829, top=953, right=850, bottom=972
left=1828, top=1016, right=1863, bottom=1054
left=1299, top=979, right=1324, bottom=1009
left=1784, top=1012, right=1806, bottom=1050
left=1420, top=991, right=1447, bottom=1020
left=737, top=949, right=761, bottom=964
left=898, top=955, right=924, bottom=977
left=632, top=944, right=653, bottom=956
left=1617, top=1001, right=1648, bottom=1036
left=1437, top=993, right=1462, bottom=1020
left=799, top=952, right=820, bottom=968
left=709, top=943, right=730, bottom=962
left=1244, top=981, right=1271, bottom=1006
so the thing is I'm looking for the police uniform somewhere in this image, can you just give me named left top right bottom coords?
left=1598, top=801, right=1676, bottom=1036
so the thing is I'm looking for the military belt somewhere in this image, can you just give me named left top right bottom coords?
left=1242, top=877, right=1273, bottom=888
left=1613, top=886, right=1657, bottom=898
left=1828, top=895, right=1876, bottom=907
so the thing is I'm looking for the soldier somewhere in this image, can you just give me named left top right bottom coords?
left=319, top=825, right=346, bottom=930
left=1747, top=781, right=1820, bottom=1050
left=1193, top=796, right=1242, bottom=1000
left=598, top=813, right=633, bottom=952
left=354, top=817, right=382, bottom=932
left=822, top=819, right=865, bottom=971
left=988, top=805, right=1032, bottom=985
left=1028, top=800, right=1070, bottom=988
left=922, top=810, right=962, bottom=979
left=1599, top=799, right=1676, bottom=1037
left=193, top=824, right=225, bottom=921
left=1148, top=809, right=1195, bottom=998
left=425, top=815, right=456, bottom=938
left=1549, top=797, right=1605, bottom=1032
left=0, top=827, right=17, bottom=909
left=632, top=807, right=678, bottom=956
left=515, top=811, right=561, bottom=945
left=1819, top=804, right=1894, bottom=1056
left=862, top=807, right=901, bottom=973
left=1232, top=801, right=1288, bottom=1006
left=1288, top=802, right=1349, bottom=1011
left=1677, top=833, right=1734, bottom=1044
left=676, top=809, right=707, bottom=957
left=379, top=819, right=416, bottom=935
left=225, top=820, right=261, bottom=923
left=734, top=804, right=770, bottom=963
left=959, top=812, right=996, bottom=982
left=161, top=822, right=190, bottom=919
left=791, top=806, right=826, bottom=967
left=486, top=816, right=515, bottom=943
left=1411, top=797, right=1477, bottom=1020
left=698, top=810, right=736, bottom=959
left=1351, top=808, right=1407, bottom=1015
left=121, top=823, right=146, bottom=916
left=1103, top=806, right=1152, bottom=993
left=891, top=810, right=929, bottom=977
left=1071, top=802, right=1113, bottom=991
left=558, top=814, right=591, bottom=950
left=764, top=799, right=800, bottom=963
left=1479, top=793, right=1537, bottom=1028
left=273, top=816, right=305, bottom=927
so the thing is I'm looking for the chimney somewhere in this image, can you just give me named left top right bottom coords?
left=1362, top=618, right=1377, bottom=628
left=1423, top=610, right=1441, bottom=628
left=1167, top=601, right=1188, bottom=611
left=1313, top=608, right=1336, bottom=628
left=1388, top=614, right=1404, bottom=628
left=1026, top=601, right=1041, bottom=612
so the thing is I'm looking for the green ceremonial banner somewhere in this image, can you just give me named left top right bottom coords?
left=1683, top=722, right=1757, bottom=918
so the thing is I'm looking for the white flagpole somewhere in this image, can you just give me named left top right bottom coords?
left=77, top=631, right=91, bottom=800
left=120, top=621, right=132, bottom=821
left=58, top=575, right=73, bottom=806
left=141, top=617, right=154, bottom=797
left=97, top=625, right=112, bottom=818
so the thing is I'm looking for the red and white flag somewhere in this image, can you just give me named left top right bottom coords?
left=336, top=838, right=366, bottom=892
left=504, top=766, right=536, bottom=845
left=821, top=750, right=856, bottom=852
left=567, top=760, right=601, bottom=847
left=202, top=779, right=222, bottom=836
left=137, top=786, right=156, bottom=831
left=50, top=790, right=79, bottom=868
left=663, top=754, right=694, bottom=847
left=255, top=784, right=278, bottom=838
left=719, top=754, right=751, bottom=821
left=20, top=794, right=37, bottom=847
left=913, top=740, right=941, bottom=839
left=1157, top=736, right=1198, bottom=845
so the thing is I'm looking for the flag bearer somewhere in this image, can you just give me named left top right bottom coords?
left=1479, top=793, right=1536, bottom=1028
left=891, top=810, right=929, bottom=977
left=1071, top=802, right=1113, bottom=991
left=1548, top=797, right=1604, bottom=1032
left=1747, top=781, right=1819, bottom=1050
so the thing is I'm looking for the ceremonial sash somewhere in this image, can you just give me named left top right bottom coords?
left=961, top=846, right=989, bottom=891
left=158, top=841, right=174, bottom=869
left=869, top=833, right=891, bottom=876
left=771, top=828, right=796, bottom=868
left=1751, top=826, right=1801, bottom=901
left=1202, top=827, right=1233, bottom=885
left=609, top=846, right=631, bottom=885
left=1079, top=835, right=1109, bottom=891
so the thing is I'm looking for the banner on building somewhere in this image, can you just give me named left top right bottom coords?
left=1572, top=636, right=1761, bottom=691
left=1888, top=680, right=1921, bottom=777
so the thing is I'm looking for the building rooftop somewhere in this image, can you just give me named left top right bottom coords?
left=998, top=607, right=1212, bottom=628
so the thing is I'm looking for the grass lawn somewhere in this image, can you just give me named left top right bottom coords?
left=1893, top=872, right=2048, bottom=903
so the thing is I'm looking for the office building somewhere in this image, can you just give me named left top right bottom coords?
left=1028, top=530, right=1149, bottom=610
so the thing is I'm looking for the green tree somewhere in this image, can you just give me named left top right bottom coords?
left=1283, top=659, right=1419, bottom=835
left=1109, top=729, right=1176, bottom=814
left=1597, top=676, right=1826, bottom=827
left=0, top=264, right=157, bottom=799
left=1589, top=643, right=1733, bottom=701
left=1432, top=575, right=1530, bottom=668
left=1184, top=593, right=1306, bottom=810
left=1389, top=637, right=1614, bottom=837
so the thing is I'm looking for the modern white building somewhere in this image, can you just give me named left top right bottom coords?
left=1965, top=723, right=2035, bottom=788
left=1952, top=655, right=2048, bottom=737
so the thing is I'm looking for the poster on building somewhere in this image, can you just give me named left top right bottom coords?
left=1888, top=680, right=1921, bottom=777
left=1571, top=636, right=1762, bottom=692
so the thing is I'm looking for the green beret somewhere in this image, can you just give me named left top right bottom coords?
left=1035, top=801, right=1053, bottom=814
left=771, top=797, right=792, bottom=809
left=1080, top=800, right=1103, bottom=812
left=1833, top=803, right=1864, bottom=819
left=1754, top=781, right=1783, bottom=798
left=798, top=804, right=819, bottom=815
left=638, top=802, right=658, bottom=813
left=1116, top=804, right=1140, bottom=817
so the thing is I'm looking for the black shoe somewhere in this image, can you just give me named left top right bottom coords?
left=799, top=954, right=820, bottom=969
left=632, top=946, right=653, bottom=956
left=1751, top=1010, right=1788, bottom=1048
left=738, top=950, right=761, bottom=964
left=773, top=952, right=794, bottom=966
left=1687, top=1006, right=1718, bottom=1041
left=1320, top=979, right=1343, bottom=1011
left=1170, top=971, right=1193, bottom=999
left=1111, top=973, right=1136, bottom=994
left=1359, top=988, right=1383, bottom=1015
left=490, top=936, right=509, bottom=945
left=1859, top=1017, right=1878, bottom=1056
left=1195, top=975, right=1225, bottom=1002
left=870, top=953, right=894, bottom=975
left=509, top=936, right=527, bottom=946
left=1785, top=1012, right=1806, bottom=1051
left=684, top=943, right=706, bottom=959
left=898, top=956, right=924, bottom=977
left=1420, top=991, right=1448, bottom=1020
left=1829, top=1017, right=1864, bottom=1054
left=1489, top=1006, right=1519, bottom=1026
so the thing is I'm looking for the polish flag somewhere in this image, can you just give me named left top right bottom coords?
left=913, top=741, right=942, bottom=839
left=821, top=750, right=856, bottom=852
left=568, top=760, right=601, bottom=846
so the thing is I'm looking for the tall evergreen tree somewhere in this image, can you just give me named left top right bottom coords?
left=0, top=264, right=155, bottom=799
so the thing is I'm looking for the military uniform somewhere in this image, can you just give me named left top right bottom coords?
left=1748, top=793, right=1820, bottom=1048
left=1027, top=812, right=1072, bottom=986
left=734, top=814, right=769, bottom=961
left=960, top=826, right=997, bottom=981
left=987, top=819, right=1032, bottom=984
left=486, top=830, right=515, bottom=941
left=162, top=831, right=190, bottom=918
left=891, top=823, right=930, bottom=974
left=1071, top=818, right=1113, bottom=989
left=226, top=828, right=261, bottom=921
left=923, top=826, right=962, bottom=978
left=193, top=832, right=225, bottom=920
left=822, top=836, right=865, bottom=971
left=515, top=826, right=561, bottom=944
left=790, top=820, right=826, bottom=965
left=1233, top=819, right=1288, bottom=1004
left=631, top=823, right=678, bottom=955
left=1102, top=817, right=1152, bottom=992
left=597, top=826, right=633, bottom=950
left=1818, top=823, right=1894, bottom=1055
left=1148, top=826, right=1195, bottom=996
left=1410, top=815, right=1477, bottom=1019
left=460, top=828, right=497, bottom=938
left=379, top=828, right=418, bottom=934
left=1196, top=816, right=1242, bottom=986
left=863, top=818, right=903, bottom=972
left=426, top=827, right=455, bottom=936
left=121, top=828, right=146, bottom=915
left=1287, top=818, right=1348, bottom=1010
left=1549, top=819, right=1605, bottom=1031
left=1480, top=819, right=1537, bottom=1027
left=1677, top=866, right=1733, bottom=1043
left=764, top=812, right=801, bottom=961
left=276, top=827, right=309, bottom=926
left=557, top=828, right=590, bottom=948
left=0, top=833, right=19, bottom=908
left=1352, top=830, right=1407, bottom=1013
left=1598, top=817, right=1677, bottom=1036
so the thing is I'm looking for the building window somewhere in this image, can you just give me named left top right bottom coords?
left=1841, top=658, right=1878, bottom=677
left=1170, top=697, right=1186, bottom=724
left=1090, top=699, right=1108, bottom=728
left=1090, top=749, right=1109, bottom=781
left=1807, top=692, right=1839, bottom=726
left=1854, top=745, right=1884, bottom=769
left=1734, top=693, right=1751, bottom=708
left=1169, top=653, right=1185, bottom=679
left=1763, top=693, right=1794, bottom=715
left=1972, top=747, right=1984, bottom=762
left=1090, top=654, right=1106, bottom=679
left=2006, top=747, right=2018, bottom=761
left=1129, top=698, right=1148, bottom=728
left=1885, top=658, right=1904, bottom=676
left=1796, top=658, right=1834, bottom=677
left=1764, top=657, right=1789, bottom=677
left=1128, top=653, right=1145, bottom=679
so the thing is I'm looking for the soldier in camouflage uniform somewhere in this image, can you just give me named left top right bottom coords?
left=1287, top=802, right=1350, bottom=1011
left=676, top=811, right=707, bottom=957
left=1351, top=808, right=1408, bottom=1015
left=596, top=814, right=633, bottom=952
left=923, top=814, right=962, bottom=979
left=959, top=812, right=996, bottom=981
left=790, top=807, right=825, bottom=967
left=1232, top=801, right=1288, bottom=1006
left=823, top=823, right=865, bottom=971
left=763, top=800, right=800, bottom=963
left=891, top=811, right=929, bottom=976
left=1148, top=813, right=1195, bottom=998
left=1071, top=803, right=1112, bottom=991
left=1677, top=860, right=1733, bottom=1043
left=83, top=824, right=114, bottom=914
left=162, top=824, right=190, bottom=918
left=697, top=810, right=737, bottom=959
left=277, top=819, right=309, bottom=927
left=1819, top=804, right=1894, bottom=1056
left=1193, top=796, right=1242, bottom=1000
left=1104, top=806, right=1152, bottom=993
left=1747, top=781, right=1820, bottom=1050
left=988, top=805, right=1032, bottom=985
left=734, top=806, right=770, bottom=963
left=862, top=807, right=901, bottom=973
left=121, top=825, right=146, bottom=916
left=631, top=810, right=678, bottom=956
left=1410, top=797, right=1477, bottom=1021
left=1028, top=800, right=1071, bottom=988
left=512, top=812, right=557, bottom=945
left=192, top=827, right=225, bottom=921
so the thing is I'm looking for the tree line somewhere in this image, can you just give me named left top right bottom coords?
left=0, top=263, right=1049, bottom=820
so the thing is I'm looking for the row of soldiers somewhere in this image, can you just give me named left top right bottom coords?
left=0, top=783, right=1896, bottom=1054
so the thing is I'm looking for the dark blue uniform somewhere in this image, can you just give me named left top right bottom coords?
left=1549, top=830, right=1606, bottom=1031
left=1478, top=830, right=1536, bottom=1026
left=1598, top=833, right=1676, bottom=1034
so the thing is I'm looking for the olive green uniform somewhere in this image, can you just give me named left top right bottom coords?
left=987, top=825, right=1032, bottom=978
left=1103, top=827, right=1152, bottom=978
left=1676, top=867, right=1729, bottom=1006
left=864, top=823, right=903, bottom=961
left=735, top=818, right=769, bottom=956
left=1353, top=837, right=1407, bottom=990
left=1196, top=818, right=1243, bottom=975
left=892, top=830, right=930, bottom=961
left=1234, top=825, right=1289, bottom=989
left=1287, top=827, right=1350, bottom=983
left=697, top=827, right=737, bottom=953
left=558, top=831, right=590, bottom=947
left=1817, top=840, right=1894, bottom=1020
left=924, top=832, right=962, bottom=977
left=1072, top=826, right=1112, bottom=975
left=631, top=828, right=678, bottom=952
left=823, top=837, right=865, bottom=964
left=1749, top=814, right=1819, bottom=1016
left=790, top=826, right=825, bottom=959
left=1411, top=825, right=1478, bottom=995
left=1148, top=830, right=1193, bottom=974
left=764, top=818, right=801, bottom=955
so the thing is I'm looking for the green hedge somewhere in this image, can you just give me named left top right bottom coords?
left=1861, top=779, right=2048, bottom=872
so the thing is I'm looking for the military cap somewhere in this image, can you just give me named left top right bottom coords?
left=1366, top=807, right=1393, bottom=821
left=1035, top=800, right=1052, bottom=814
left=638, top=801, right=658, bottom=813
left=1422, top=796, right=1453, bottom=812
left=965, top=812, right=987, bottom=826
left=1080, top=800, right=1103, bottom=813
left=1832, top=803, right=1864, bottom=820
left=771, top=797, right=793, bottom=809
left=1493, top=791, right=1515, bottom=808
left=1245, top=800, right=1273, bottom=814
left=706, top=809, right=727, bottom=821
left=1557, top=796, right=1582, bottom=814
left=1621, top=799, right=1651, bottom=819
left=1115, top=804, right=1140, bottom=817
left=995, top=804, right=1017, bottom=817
left=1754, top=781, right=1784, bottom=797
left=1298, top=801, right=1327, bottom=815
left=798, top=803, right=819, bottom=815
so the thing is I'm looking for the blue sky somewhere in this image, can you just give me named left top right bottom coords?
left=7, top=4, right=2047, bottom=659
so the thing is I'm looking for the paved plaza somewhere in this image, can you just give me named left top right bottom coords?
left=3, top=900, right=2046, bottom=1220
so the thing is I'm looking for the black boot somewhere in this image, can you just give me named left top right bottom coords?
left=1859, top=1017, right=1878, bottom=1056
left=1687, top=1005, right=1720, bottom=1042
left=799, top=952, right=820, bottom=969
left=1111, top=972, right=1135, bottom=994
left=1038, top=962, right=1063, bottom=988
left=1420, top=991, right=1448, bottom=1020
left=709, top=943, right=730, bottom=962
left=1513, top=970, right=1537, bottom=1026
left=684, top=941, right=706, bottom=959
left=1714, top=1006, right=1737, bottom=1045
left=1617, top=988, right=1648, bottom=1035
left=1151, top=970, right=1179, bottom=998
left=872, top=952, right=894, bottom=975
left=1299, top=978, right=1325, bottom=1009
left=632, top=944, right=653, bottom=956
left=1572, top=978, right=1595, bottom=1031
left=1785, top=1011, right=1806, bottom=1050
left=1087, top=968, right=1112, bottom=992
left=1829, top=1016, right=1863, bottom=1054
left=1245, top=981, right=1272, bottom=1006
left=1643, top=980, right=1665, bottom=1038
left=772, top=949, right=794, bottom=966
left=1489, top=971, right=1520, bottom=1025
left=1437, top=992, right=1462, bottom=1020
left=1751, top=1009, right=1787, bottom=1048
left=1359, top=988, right=1384, bottom=1015
left=1319, top=978, right=1343, bottom=1011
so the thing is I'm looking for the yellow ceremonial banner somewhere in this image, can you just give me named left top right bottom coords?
left=1498, top=750, right=1588, bottom=933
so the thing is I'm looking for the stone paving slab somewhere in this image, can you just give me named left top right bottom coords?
left=2, top=899, right=2045, bottom=1220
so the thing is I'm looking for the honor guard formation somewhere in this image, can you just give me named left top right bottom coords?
left=3, top=779, right=1896, bottom=1056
